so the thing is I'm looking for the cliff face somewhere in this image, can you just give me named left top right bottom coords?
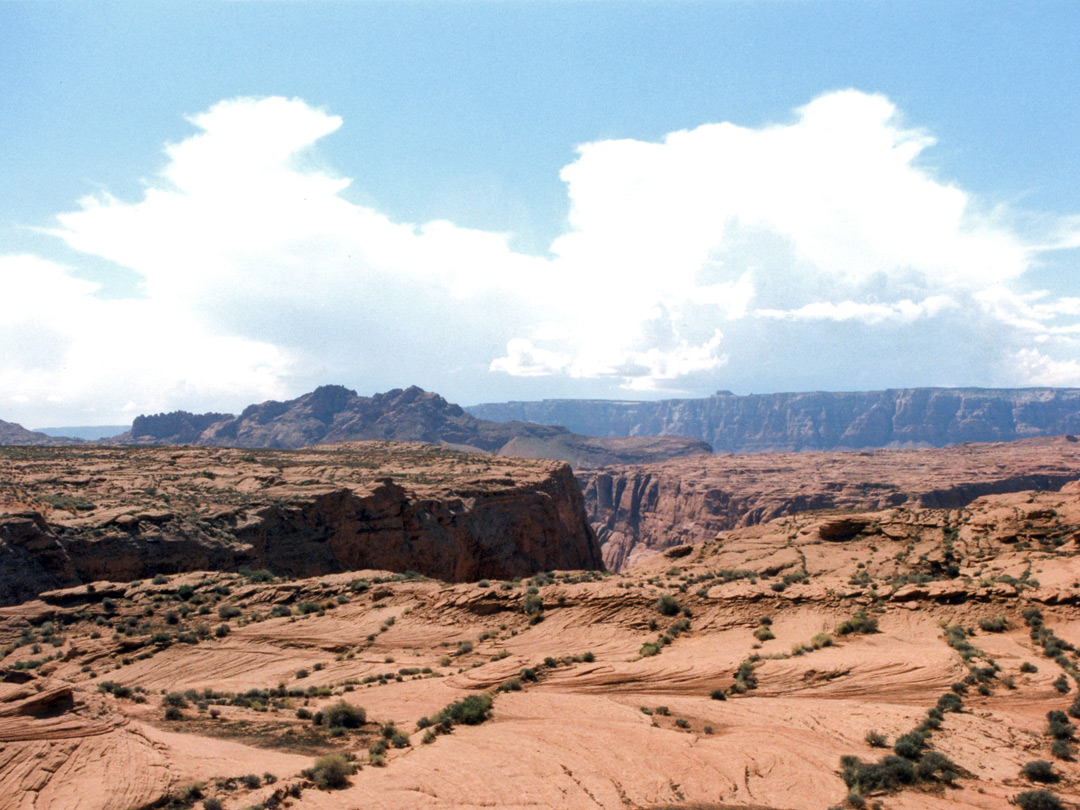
left=468, top=387, right=1080, bottom=453
left=0, top=443, right=602, bottom=604
left=577, top=435, right=1080, bottom=571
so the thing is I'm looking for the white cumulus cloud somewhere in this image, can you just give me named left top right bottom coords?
left=2, top=90, right=1079, bottom=425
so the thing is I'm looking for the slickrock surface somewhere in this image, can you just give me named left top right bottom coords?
left=469, top=386, right=1080, bottom=452
left=579, top=435, right=1080, bottom=571
left=0, top=442, right=602, bottom=604
left=4, top=480, right=1080, bottom=809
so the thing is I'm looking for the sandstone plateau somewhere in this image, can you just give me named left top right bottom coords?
left=469, top=387, right=1080, bottom=452
left=4, top=470, right=1080, bottom=809
left=578, top=436, right=1080, bottom=571
left=0, top=442, right=602, bottom=606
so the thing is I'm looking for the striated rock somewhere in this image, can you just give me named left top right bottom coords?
left=0, top=442, right=603, bottom=603
left=579, top=436, right=1080, bottom=570
left=469, top=386, right=1080, bottom=453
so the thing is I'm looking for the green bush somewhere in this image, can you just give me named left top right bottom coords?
left=655, top=594, right=681, bottom=616
left=836, top=609, right=878, bottom=636
left=893, top=732, right=926, bottom=760
left=864, top=729, right=887, bottom=748
left=839, top=755, right=916, bottom=793
left=979, top=615, right=1008, bottom=633
left=1021, top=760, right=1059, bottom=783
left=1015, top=791, right=1064, bottom=810
left=322, top=699, right=366, bottom=729
left=433, top=693, right=494, bottom=727
left=303, top=754, right=354, bottom=790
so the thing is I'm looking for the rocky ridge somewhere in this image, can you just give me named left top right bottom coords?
left=468, top=386, right=1080, bottom=452
left=0, top=442, right=603, bottom=605
left=114, top=385, right=713, bottom=468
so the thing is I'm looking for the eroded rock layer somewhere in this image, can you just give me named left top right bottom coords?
left=0, top=443, right=603, bottom=604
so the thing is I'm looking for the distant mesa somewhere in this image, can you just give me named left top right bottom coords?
left=468, top=386, right=1080, bottom=453
left=109, top=385, right=712, bottom=468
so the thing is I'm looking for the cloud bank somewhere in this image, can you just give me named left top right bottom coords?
left=3, top=91, right=1079, bottom=424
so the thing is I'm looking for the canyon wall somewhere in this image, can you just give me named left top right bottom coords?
left=577, top=436, right=1080, bottom=571
left=469, top=387, right=1080, bottom=453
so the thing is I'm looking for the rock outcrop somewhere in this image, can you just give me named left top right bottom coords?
left=0, top=442, right=603, bottom=604
left=468, top=387, right=1080, bottom=452
left=578, top=435, right=1080, bottom=570
left=107, top=385, right=712, bottom=468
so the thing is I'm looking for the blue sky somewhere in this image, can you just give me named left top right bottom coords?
left=3, top=1, right=1080, bottom=426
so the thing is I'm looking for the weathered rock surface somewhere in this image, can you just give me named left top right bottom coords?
left=108, top=385, right=712, bottom=468
left=579, top=435, right=1080, bottom=570
left=0, top=443, right=603, bottom=603
left=469, top=386, right=1080, bottom=452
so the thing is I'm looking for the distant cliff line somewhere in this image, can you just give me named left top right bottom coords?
left=467, top=387, right=1080, bottom=454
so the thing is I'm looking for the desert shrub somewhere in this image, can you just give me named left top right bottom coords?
left=1021, top=662, right=1039, bottom=673
left=422, top=729, right=436, bottom=744
left=296, top=602, right=320, bottom=615
left=153, top=574, right=168, bottom=585
left=241, top=774, right=261, bottom=789
left=1021, top=760, right=1059, bottom=783
left=322, top=699, right=366, bottom=729
left=1015, top=791, right=1064, bottom=810
left=754, top=625, right=775, bottom=642
left=893, top=732, right=926, bottom=760
left=433, top=693, right=494, bottom=727
left=217, top=605, right=241, bottom=620
left=498, top=677, right=522, bottom=692
left=864, top=730, right=888, bottom=748
left=163, top=692, right=189, bottom=708
left=710, top=688, right=726, bottom=701
left=979, top=615, right=1009, bottom=633
left=915, top=751, right=959, bottom=784
left=655, top=595, right=681, bottom=616
left=203, top=799, right=223, bottom=810
left=391, top=731, right=410, bottom=748
left=937, top=692, right=963, bottom=713
left=675, top=718, right=689, bottom=729
left=640, top=642, right=661, bottom=657
left=839, top=755, right=916, bottom=793
left=455, top=640, right=473, bottom=656
left=270, top=604, right=291, bottom=618
left=836, top=609, right=878, bottom=636
left=164, top=705, right=183, bottom=721
left=523, top=594, right=544, bottom=616
left=1048, top=710, right=1075, bottom=740
left=213, top=624, right=229, bottom=638
left=1050, top=739, right=1073, bottom=760
left=303, top=754, right=354, bottom=790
